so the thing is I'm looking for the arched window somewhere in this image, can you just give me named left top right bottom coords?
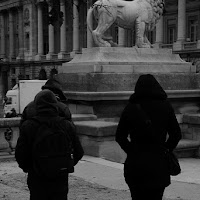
left=39, top=69, right=47, bottom=80
left=50, top=68, right=58, bottom=79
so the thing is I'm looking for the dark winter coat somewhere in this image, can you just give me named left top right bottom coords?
left=15, top=90, right=84, bottom=182
left=115, top=74, right=182, bottom=189
left=21, top=100, right=72, bottom=124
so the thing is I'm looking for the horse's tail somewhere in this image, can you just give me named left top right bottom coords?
left=87, top=7, right=94, bottom=33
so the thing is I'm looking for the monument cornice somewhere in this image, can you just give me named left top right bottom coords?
left=64, top=90, right=200, bottom=101
left=0, top=0, right=22, bottom=11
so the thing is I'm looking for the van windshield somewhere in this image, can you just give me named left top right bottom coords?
left=5, top=97, right=12, bottom=105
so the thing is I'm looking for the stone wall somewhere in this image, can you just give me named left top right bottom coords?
left=1, top=113, right=200, bottom=162
left=0, top=118, right=21, bottom=155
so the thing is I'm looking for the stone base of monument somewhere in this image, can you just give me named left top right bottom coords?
left=57, top=47, right=199, bottom=93
left=65, top=90, right=200, bottom=118
left=59, top=47, right=195, bottom=74
left=74, top=120, right=126, bottom=163
left=56, top=47, right=200, bottom=161
left=57, top=48, right=200, bottom=117
left=57, top=47, right=200, bottom=117
left=74, top=116, right=200, bottom=163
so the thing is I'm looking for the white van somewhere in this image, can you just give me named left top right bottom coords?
left=4, top=80, right=47, bottom=117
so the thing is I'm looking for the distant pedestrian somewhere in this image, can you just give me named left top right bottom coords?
left=15, top=89, right=84, bottom=200
left=20, top=78, right=72, bottom=125
left=116, top=74, right=181, bottom=200
left=5, top=108, right=17, bottom=118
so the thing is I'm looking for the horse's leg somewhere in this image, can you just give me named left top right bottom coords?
left=92, top=13, right=115, bottom=47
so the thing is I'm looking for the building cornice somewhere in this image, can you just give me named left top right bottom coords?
left=0, top=0, right=22, bottom=11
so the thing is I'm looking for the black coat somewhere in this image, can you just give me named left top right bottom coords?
left=15, top=90, right=84, bottom=182
left=20, top=100, right=72, bottom=125
left=115, top=74, right=182, bottom=188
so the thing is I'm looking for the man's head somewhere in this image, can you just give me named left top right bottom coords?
left=41, top=79, right=66, bottom=102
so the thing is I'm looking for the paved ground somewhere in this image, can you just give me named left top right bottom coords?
left=0, top=155, right=200, bottom=200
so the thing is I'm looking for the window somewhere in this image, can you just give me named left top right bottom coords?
left=147, top=31, right=154, bottom=44
left=15, top=34, right=19, bottom=56
left=50, top=68, right=58, bottom=79
left=166, top=19, right=176, bottom=44
left=11, top=79, right=16, bottom=88
left=39, top=69, right=47, bottom=80
left=6, top=97, right=12, bottom=105
left=25, top=32, right=30, bottom=50
left=114, top=26, right=118, bottom=43
left=168, top=26, right=175, bottom=44
left=11, top=68, right=16, bottom=74
left=188, top=16, right=198, bottom=42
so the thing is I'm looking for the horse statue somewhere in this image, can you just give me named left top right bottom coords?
left=87, top=0, right=164, bottom=48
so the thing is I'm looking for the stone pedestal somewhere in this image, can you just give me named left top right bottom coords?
left=56, top=47, right=200, bottom=118
left=75, top=120, right=126, bottom=163
left=56, top=47, right=200, bottom=162
left=59, top=47, right=194, bottom=74
left=57, top=47, right=197, bottom=93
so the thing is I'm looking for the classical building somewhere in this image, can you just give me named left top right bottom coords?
left=0, top=0, right=200, bottom=101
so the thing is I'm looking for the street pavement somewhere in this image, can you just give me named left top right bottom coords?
left=0, top=155, right=200, bottom=200
left=75, top=156, right=200, bottom=200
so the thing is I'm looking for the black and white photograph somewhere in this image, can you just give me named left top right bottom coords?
left=0, top=0, right=200, bottom=199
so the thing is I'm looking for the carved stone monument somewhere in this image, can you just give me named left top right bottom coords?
left=59, top=47, right=194, bottom=74
left=87, top=0, right=165, bottom=48
left=57, top=0, right=198, bottom=117
left=56, top=0, right=200, bottom=163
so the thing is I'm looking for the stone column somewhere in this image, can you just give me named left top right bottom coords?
left=0, top=13, right=6, bottom=59
left=87, top=0, right=93, bottom=48
left=29, top=3, right=38, bottom=60
left=118, top=27, right=125, bottom=47
left=173, top=0, right=186, bottom=51
left=9, top=9, right=15, bottom=60
left=46, top=2, right=55, bottom=60
left=36, top=2, right=44, bottom=60
left=58, top=0, right=67, bottom=59
left=71, top=0, right=79, bottom=57
left=17, top=7, right=24, bottom=60
left=154, top=16, right=163, bottom=48
left=197, top=41, right=200, bottom=49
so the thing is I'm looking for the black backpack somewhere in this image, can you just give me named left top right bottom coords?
left=31, top=117, right=74, bottom=180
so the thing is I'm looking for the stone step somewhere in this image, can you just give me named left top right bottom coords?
left=72, top=114, right=97, bottom=121
left=74, top=120, right=200, bottom=162
left=175, top=139, right=200, bottom=158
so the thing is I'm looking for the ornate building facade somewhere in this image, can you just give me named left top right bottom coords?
left=0, top=0, right=200, bottom=101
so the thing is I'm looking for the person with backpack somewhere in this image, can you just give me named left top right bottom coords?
left=115, top=74, right=182, bottom=200
left=15, top=89, right=84, bottom=200
left=20, top=78, right=72, bottom=125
